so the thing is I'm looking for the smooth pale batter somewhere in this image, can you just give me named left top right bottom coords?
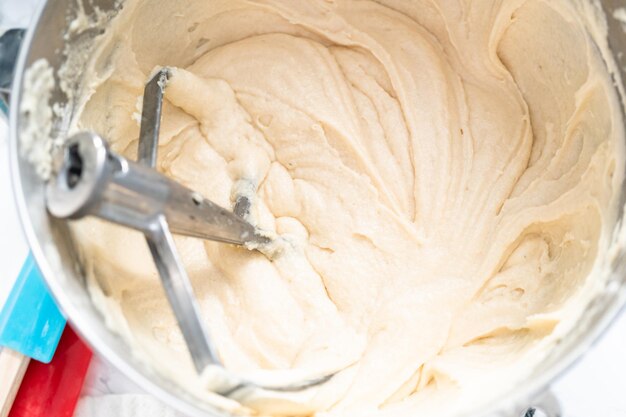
left=71, top=0, right=625, bottom=416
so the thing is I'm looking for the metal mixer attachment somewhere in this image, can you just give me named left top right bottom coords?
left=45, top=68, right=334, bottom=395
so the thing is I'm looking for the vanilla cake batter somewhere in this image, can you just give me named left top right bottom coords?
left=70, top=0, right=625, bottom=415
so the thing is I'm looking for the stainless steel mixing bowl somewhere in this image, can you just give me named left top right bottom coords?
left=3, top=1, right=626, bottom=416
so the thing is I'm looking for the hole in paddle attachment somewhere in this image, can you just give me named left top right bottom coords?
left=65, top=143, right=83, bottom=189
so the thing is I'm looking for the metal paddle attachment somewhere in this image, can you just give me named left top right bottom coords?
left=45, top=68, right=335, bottom=396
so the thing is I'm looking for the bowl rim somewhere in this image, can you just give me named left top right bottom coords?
left=7, top=1, right=626, bottom=417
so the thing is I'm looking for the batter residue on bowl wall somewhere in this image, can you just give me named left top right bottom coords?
left=69, top=0, right=625, bottom=416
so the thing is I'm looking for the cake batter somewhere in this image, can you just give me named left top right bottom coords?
left=70, top=0, right=625, bottom=415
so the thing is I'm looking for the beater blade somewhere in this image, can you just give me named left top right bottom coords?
left=45, top=68, right=338, bottom=395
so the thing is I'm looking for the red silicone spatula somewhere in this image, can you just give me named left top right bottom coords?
left=8, top=325, right=92, bottom=417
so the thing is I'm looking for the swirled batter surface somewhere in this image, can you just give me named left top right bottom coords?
left=73, top=0, right=625, bottom=415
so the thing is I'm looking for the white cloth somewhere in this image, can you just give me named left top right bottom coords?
left=75, top=395, right=186, bottom=417
left=77, top=356, right=187, bottom=417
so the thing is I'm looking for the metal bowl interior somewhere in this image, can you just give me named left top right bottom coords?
left=8, top=1, right=626, bottom=416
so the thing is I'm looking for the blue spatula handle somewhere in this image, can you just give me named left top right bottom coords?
left=0, top=253, right=66, bottom=363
